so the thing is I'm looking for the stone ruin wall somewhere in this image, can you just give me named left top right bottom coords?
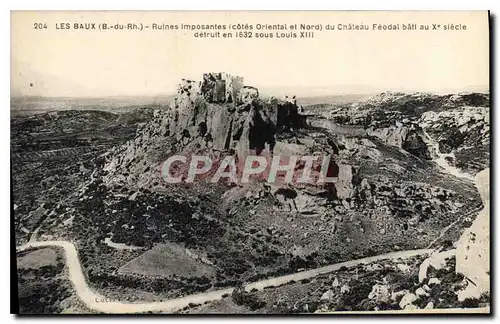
left=169, top=72, right=307, bottom=153
left=199, top=72, right=245, bottom=104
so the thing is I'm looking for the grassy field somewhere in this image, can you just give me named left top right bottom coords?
left=16, top=247, right=78, bottom=314
left=17, top=248, right=58, bottom=270
left=118, top=242, right=215, bottom=278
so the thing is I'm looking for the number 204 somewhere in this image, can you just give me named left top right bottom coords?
left=34, top=23, right=48, bottom=30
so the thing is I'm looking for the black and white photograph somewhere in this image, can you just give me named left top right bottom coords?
left=10, top=10, right=490, bottom=315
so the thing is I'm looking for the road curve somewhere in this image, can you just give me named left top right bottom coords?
left=17, top=240, right=433, bottom=314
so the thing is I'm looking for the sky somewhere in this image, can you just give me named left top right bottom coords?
left=11, top=11, right=489, bottom=97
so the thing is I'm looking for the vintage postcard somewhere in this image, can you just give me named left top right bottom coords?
left=11, top=11, right=490, bottom=314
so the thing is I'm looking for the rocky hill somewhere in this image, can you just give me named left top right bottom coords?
left=103, top=72, right=306, bottom=189
left=325, top=92, right=489, bottom=176
left=50, top=74, right=481, bottom=305
left=11, top=108, right=155, bottom=154
left=13, top=72, right=489, bottom=312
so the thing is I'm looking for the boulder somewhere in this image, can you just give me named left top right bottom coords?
left=404, top=304, right=419, bottom=310
left=415, top=287, right=429, bottom=297
left=340, top=284, right=350, bottom=294
left=399, top=292, right=417, bottom=309
left=368, top=284, right=391, bottom=302
left=320, top=290, right=335, bottom=301
left=294, top=192, right=327, bottom=215
left=391, top=289, right=409, bottom=302
left=396, top=263, right=411, bottom=273
left=418, top=249, right=455, bottom=283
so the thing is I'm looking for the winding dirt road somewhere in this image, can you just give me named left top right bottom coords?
left=17, top=240, right=433, bottom=314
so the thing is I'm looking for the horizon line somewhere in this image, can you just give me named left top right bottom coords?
left=10, top=87, right=490, bottom=100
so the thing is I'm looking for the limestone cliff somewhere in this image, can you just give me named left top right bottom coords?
left=455, top=168, right=490, bottom=301
left=326, top=92, right=490, bottom=175
left=103, top=73, right=307, bottom=188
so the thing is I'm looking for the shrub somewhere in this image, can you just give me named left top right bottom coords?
left=461, top=298, right=480, bottom=308
left=231, top=286, right=266, bottom=311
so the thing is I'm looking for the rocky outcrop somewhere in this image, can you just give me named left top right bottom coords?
left=419, top=107, right=490, bottom=175
left=326, top=92, right=489, bottom=172
left=237, top=86, right=259, bottom=105
left=336, top=92, right=488, bottom=126
left=355, top=177, right=463, bottom=223
left=418, top=249, right=456, bottom=283
left=414, top=168, right=489, bottom=303
left=103, top=73, right=308, bottom=188
left=366, top=124, right=430, bottom=159
left=455, top=168, right=490, bottom=301
left=162, top=73, right=290, bottom=154
left=335, top=164, right=357, bottom=200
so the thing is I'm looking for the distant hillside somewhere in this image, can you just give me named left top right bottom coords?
left=10, top=95, right=174, bottom=116
left=326, top=91, right=490, bottom=175
left=298, top=94, right=371, bottom=107
left=10, top=108, right=156, bottom=154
